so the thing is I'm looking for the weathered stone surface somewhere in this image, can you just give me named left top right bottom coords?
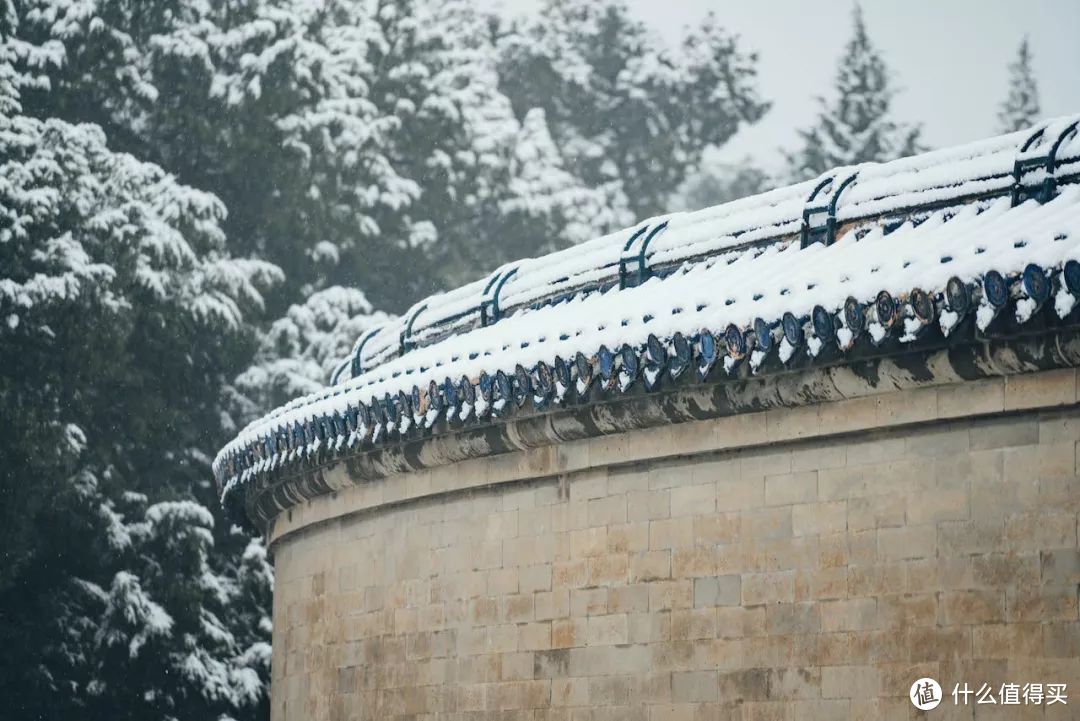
left=269, top=371, right=1080, bottom=720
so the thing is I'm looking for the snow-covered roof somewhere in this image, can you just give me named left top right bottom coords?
left=215, top=115, right=1080, bottom=515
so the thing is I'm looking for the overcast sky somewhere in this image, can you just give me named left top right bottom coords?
left=484, top=0, right=1080, bottom=171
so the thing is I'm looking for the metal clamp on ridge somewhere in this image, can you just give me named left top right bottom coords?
left=398, top=302, right=429, bottom=356
left=799, top=168, right=860, bottom=249
left=618, top=221, right=669, bottom=289
left=1012, top=119, right=1080, bottom=206
left=337, top=327, right=380, bottom=383
left=479, top=266, right=518, bottom=327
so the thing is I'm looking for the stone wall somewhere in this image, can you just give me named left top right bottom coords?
left=269, top=370, right=1080, bottom=720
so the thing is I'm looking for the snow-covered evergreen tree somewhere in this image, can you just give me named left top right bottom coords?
left=83, top=497, right=272, bottom=720
left=0, top=19, right=276, bottom=717
left=231, top=287, right=390, bottom=422
left=785, top=4, right=922, bottom=181
left=494, top=0, right=769, bottom=222
left=7, top=0, right=612, bottom=309
left=998, top=37, right=1040, bottom=133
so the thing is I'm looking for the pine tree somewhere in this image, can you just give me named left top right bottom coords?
left=494, top=0, right=769, bottom=222
left=0, top=20, right=278, bottom=717
left=998, top=37, right=1040, bottom=133
left=231, top=287, right=390, bottom=421
left=8, top=0, right=608, bottom=310
left=785, top=4, right=921, bottom=181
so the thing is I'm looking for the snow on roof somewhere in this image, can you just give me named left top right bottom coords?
left=215, top=115, right=1080, bottom=510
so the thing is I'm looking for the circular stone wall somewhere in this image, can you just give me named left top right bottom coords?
left=268, top=369, right=1080, bottom=720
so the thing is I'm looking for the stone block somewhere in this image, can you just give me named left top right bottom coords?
left=520, top=564, right=553, bottom=594
left=1004, top=368, right=1077, bottom=410
left=550, top=676, right=589, bottom=706
left=1042, top=621, right=1080, bottom=658
left=791, top=444, right=847, bottom=473
left=970, top=553, right=1038, bottom=588
left=570, top=527, right=609, bottom=558
left=970, top=416, right=1039, bottom=450
left=791, top=700, right=850, bottom=721
left=647, top=704, right=697, bottom=721
left=767, top=666, right=821, bottom=700
left=694, top=576, right=741, bottom=608
left=588, top=553, right=630, bottom=586
left=631, top=551, right=672, bottom=583
left=639, top=671, right=672, bottom=704
left=607, top=522, right=650, bottom=553
left=876, top=593, right=937, bottom=628
left=650, top=518, right=694, bottom=550
left=552, top=559, right=588, bottom=589
left=937, top=377, right=1005, bottom=418
left=570, top=472, right=608, bottom=501
left=551, top=618, right=586, bottom=650
left=692, top=514, right=740, bottom=545
left=670, top=483, right=717, bottom=517
left=519, top=622, right=551, bottom=651
left=875, top=387, right=938, bottom=426
left=906, top=487, right=970, bottom=524
left=627, top=489, right=671, bottom=522
left=972, top=623, right=1043, bottom=658
left=1041, top=549, right=1080, bottom=585
left=629, top=611, right=668, bottom=644
left=848, top=563, right=905, bottom=596
left=607, top=584, right=650, bottom=614
left=588, top=675, right=633, bottom=706
left=765, top=471, right=819, bottom=506
left=741, top=507, right=793, bottom=541
left=502, top=593, right=535, bottom=623
left=878, top=524, right=937, bottom=560
left=670, top=608, right=717, bottom=641
left=742, top=571, right=795, bottom=606
left=1006, top=585, right=1079, bottom=623
left=942, top=589, right=1005, bottom=625
left=846, top=494, right=906, bottom=531
left=672, top=546, right=717, bottom=578
left=821, top=665, right=879, bottom=699
left=716, top=668, right=769, bottom=704
left=1036, top=440, right=1071, bottom=479
left=671, top=670, right=718, bottom=703
left=765, top=602, right=821, bottom=635
left=817, top=465, right=875, bottom=501
left=649, top=580, right=694, bottom=611
left=535, top=589, right=570, bottom=621
left=588, top=495, right=627, bottom=526
left=715, top=606, right=766, bottom=639
left=586, top=614, right=629, bottom=646
left=715, top=476, right=765, bottom=511
left=795, top=566, right=848, bottom=602
left=792, top=501, right=846, bottom=537
left=489, top=568, right=520, bottom=596
left=904, top=426, right=971, bottom=458
left=938, top=519, right=1005, bottom=556
left=1005, top=512, right=1077, bottom=552
left=820, top=598, right=877, bottom=632
left=570, top=588, right=609, bottom=617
